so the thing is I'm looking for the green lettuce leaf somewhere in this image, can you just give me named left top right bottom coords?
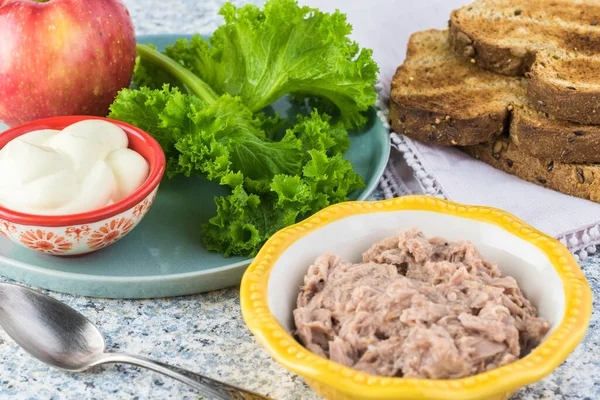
left=108, top=85, right=205, bottom=173
left=301, top=150, right=365, bottom=214
left=138, top=0, right=378, bottom=129
left=109, top=86, right=301, bottom=184
left=288, top=112, right=350, bottom=159
left=202, top=155, right=365, bottom=257
left=109, top=85, right=365, bottom=257
left=203, top=148, right=365, bottom=257
left=201, top=184, right=301, bottom=257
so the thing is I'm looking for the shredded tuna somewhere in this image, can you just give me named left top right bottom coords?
left=293, top=228, right=550, bottom=379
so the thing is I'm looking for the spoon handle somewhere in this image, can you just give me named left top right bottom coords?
left=97, top=353, right=272, bottom=400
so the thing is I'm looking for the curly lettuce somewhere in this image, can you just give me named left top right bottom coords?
left=109, top=0, right=377, bottom=256
left=109, top=86, right=364, bottom=256
left=135, top=0, right=378, bottom=129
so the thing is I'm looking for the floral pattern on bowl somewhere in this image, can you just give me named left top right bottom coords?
left=0, top=188, right=158, bottom=256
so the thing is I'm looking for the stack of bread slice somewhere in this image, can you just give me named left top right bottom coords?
left=389, top=0, right=600, bottom=203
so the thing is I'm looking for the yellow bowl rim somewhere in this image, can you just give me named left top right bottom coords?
left=240, top=195, right=592, bottom=400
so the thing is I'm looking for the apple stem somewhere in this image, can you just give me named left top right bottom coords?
left=136, top=44, right=219, bottom=104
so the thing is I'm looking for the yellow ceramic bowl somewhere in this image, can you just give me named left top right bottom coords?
left=240, top=196, right=592, bottom=400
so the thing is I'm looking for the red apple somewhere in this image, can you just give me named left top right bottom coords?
left=0, top=0, right=136, bottom=127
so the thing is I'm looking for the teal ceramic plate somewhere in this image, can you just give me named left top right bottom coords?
left=0, top=34, right=390, bottom=299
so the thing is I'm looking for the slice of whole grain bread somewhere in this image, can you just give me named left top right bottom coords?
left=449, top=0, right=600, bottom=124
left=463, top=138, right=600, bottom=203
left=390, top=29, right=526, bottom=146
left=511, top=106, right=600, bottom=163
left=449, top=0, right=600, bottom=75
left=528, top=53, right=600, bottom=125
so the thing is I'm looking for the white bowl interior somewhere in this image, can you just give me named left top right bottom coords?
left=268, top=210, right=565, bottom=339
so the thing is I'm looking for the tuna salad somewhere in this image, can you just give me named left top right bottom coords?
left=293, top=228, right=550, bottom=379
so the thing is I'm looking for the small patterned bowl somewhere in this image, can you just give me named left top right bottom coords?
left=0, top=116, right=165, bottom=256
left=241, top=196, right=592, bottom=400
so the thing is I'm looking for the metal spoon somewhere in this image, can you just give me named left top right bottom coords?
left=0, top=283, right=271, bottom=400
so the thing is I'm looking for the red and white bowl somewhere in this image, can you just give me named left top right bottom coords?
left=0, top=116, right=165, bottom=256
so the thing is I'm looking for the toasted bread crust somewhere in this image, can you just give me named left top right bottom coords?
left=511, top=108, right=600, bottom=163
left=449, top=0, right=600, bottom=76
left=390, top=100, right=505, bottom=146
left=528, top=60, right=600, bottom=125
left=463, top=139, right=600, bottom=203
left=449, top=0, right=600, bottom=124
left=448, top=16, right=536, bottom=77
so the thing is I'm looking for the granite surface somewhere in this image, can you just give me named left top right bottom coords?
left=0, top=1, right=598, bottom=399
left=0, top=251, right=598, bottom=400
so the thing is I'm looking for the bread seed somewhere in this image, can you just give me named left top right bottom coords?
left=538, top=100, right=546, bottom=107
left=435, top=118, right=441, bottom=124
left=537, top=178, right=547, bottom=184
left=573, top=130, right=585, bottom=136
left=584, top=170, right=595, bottom=183
left=445, top=115, right=451, bottom=121
left=470, top=58, right=476, bottom=64
left=561, top=149, right=571, bottom=159
left=514, top=9, right=522, bottom=16
left=592, top=20, right=599, bottom=26
left=493, top=140, right=503, bottom=154
left=463, top=46, right=476, bottom=57
left=456, top=32, right=472, bottom=44
left=567, top=86, right=577, bottom=90
left=507, top=105, right=514, bottom=111
left=547, top=161, right=554, bottom=172
left=510, top=47, right=527, bottom=58
left=568, top=137, right=576, bottom=144
left=507, top=159, right=514, bottom=168
left=577, top=168, right=585, bottom=184
left=451, top=140, right=457, bottom=145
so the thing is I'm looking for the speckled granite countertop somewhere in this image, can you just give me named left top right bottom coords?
left=0, top=1, right=599, bottom=399
left=1, top=254, right=598, bottom=400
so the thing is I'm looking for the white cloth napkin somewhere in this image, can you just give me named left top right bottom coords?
left=301, top=0, right=600, bottom=257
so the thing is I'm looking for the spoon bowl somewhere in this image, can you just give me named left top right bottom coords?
left=0, top=283, right=105, bottom=371
left=0, top=283, right=270, bottom=399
